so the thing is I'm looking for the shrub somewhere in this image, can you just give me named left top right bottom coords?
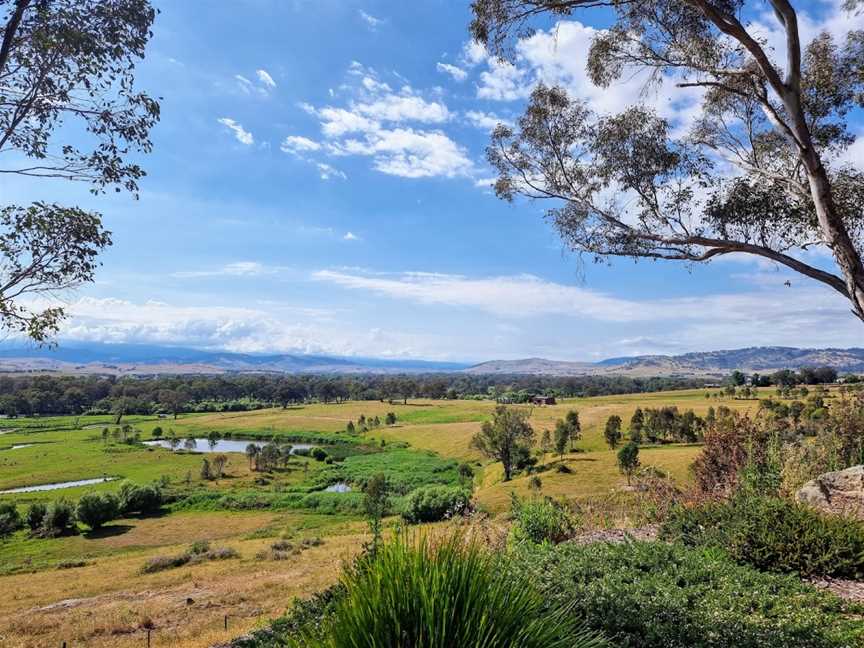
left=509, top=494, right=578, bottom=545
left=311, top=447, right=328, bottom=462
left=76, top=492, right=120, bottom=530
left=119, top=481, right=162, bottom=515
left=0, top=502, right=22, bottom=539
left=38, top=498, right=76, bottom=537
left=25, top=502, right=46, bottom=533
left=295, top=534, right=606, bottom=648
left=401, top=485, right=470, bottom=524
left=660, top=495, right=864, bottom=578
left=140, top=542, right=239, bottom=574
left=510, top=540, right=864, bottom=648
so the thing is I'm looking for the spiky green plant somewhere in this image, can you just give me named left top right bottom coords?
left=295, top=533, right=607, bottom=648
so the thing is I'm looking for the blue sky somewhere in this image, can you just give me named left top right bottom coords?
left=14, top=0, right=864, bottom=362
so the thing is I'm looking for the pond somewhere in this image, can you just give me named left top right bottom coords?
left=0, top=477, right=115, bottom=494
left=143, top=438, right=316, bottom=454
left=324, top=482, right=352, bottom=493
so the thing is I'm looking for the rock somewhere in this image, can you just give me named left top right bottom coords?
left=796, top=465, right=864, bottom=518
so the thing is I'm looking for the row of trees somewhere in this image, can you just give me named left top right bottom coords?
left=729, top=367, right=842, bottom=387
left=0, top=373, right=709, bottom=417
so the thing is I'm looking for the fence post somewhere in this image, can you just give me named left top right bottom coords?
left=224, top=614, right=228, bottom=631
left=147, top=629, right=151, bottom=647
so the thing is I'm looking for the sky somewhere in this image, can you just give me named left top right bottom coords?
left=7, top=0, right=864, bottom=362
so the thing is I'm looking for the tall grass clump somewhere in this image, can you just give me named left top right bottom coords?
left=509, top=493, right=579, bottom=545
left=295, top=533, right=606, bottom=648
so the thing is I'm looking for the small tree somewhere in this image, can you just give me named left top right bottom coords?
left=245, top=443, right=259, bottom=470
left=151, top=426, right=163, bottom=439
left=617, top=442, right=640, bottom=486
left=76, top=493, right=119, bottom=530
left=385, top=412, right=397, bottom=426
left=346, top=421, right=356, bottom=434
left=604, top=415, right=623, bottom=450
left=363, top=473, right=390, bottom=554
left=212, top=454, right=228, bottom=479
left=183, top=437, right=196, bottom=451
left=25, top=503, right=46, bottom=534
left=470, top=405, right=534, bottom=481
left=540, top=428, right=552, bottom=453
left=553, top=420, right=569, bottom=460
left=630, top=408, right=644, bottom=444
left=200, top=457, right=212, bottom=481
left=206, top=430, right=221, bottom=451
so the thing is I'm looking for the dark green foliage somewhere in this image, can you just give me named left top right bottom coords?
left=0, top=502, right=22, bottom=539
left=25, top=503, right=47, bottom=533
left=363, top=473, right=389, bottom=547
left=510, top=540, right=864, bottom=648
left=509, top=494, right=577, bottom=544
left=616, top=442, right=640, bottom=485
left=604, top=415, right=622, bottom=449
left=118, top=481, right=162, bottom=515
left=471, top=405, right=535, bottom=481
left=76, top=492, right=120, bottom=530
left=38, top=498, right=76, bottom=538
left=401, top=485, right=470, bottom=523
left=660, top=495, right=864, bottom=578
left=293, top=534, right=607, bottom=648
left=311, top=447, right=328, bottom=462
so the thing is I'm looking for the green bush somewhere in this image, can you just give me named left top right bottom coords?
left=311, top=448, right=328, bottom=461
left=38, top=498, right=76, bottom=537
left=401, top=485, right=470, bottom=523
left=660, top=495, right=864, bottom=578
left=25, top=502, right=46, bottom=533
left=0, top=502, right=22, bottom=539
left=510, top=540, right=864, bottom=648
left=292, top=534, right=606, bottom=648
left=76, top=492, right=120, bottom=530
left=510, top=494, right=578, bottom=545
left=119, top=481, right=162, bottom=515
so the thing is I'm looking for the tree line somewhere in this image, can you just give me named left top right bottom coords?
left=0, top=373, right=708, bottom=417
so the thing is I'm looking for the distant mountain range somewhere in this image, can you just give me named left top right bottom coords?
left=1, top=342, right=863, bottom=377
left=466, top=347, right=864, bottom=377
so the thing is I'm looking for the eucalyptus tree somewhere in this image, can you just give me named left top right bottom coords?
left=472, top=0, right=864, bottom=321
left=0, top=0, right=159, bottom=341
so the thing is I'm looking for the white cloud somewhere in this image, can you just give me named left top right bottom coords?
left=256, top=69, right=276, bottom=88
left=316, top=162, right=347, bottom=180
left=281, top=135, right=321, bottom=154
left=296, top=63, right=474, bottom=179
left=359, top=10, right=383, bottom=29
left=217, top=117, right=254, bottom=145
left=436, top=62, right=468, bottom=82
left=464, top=110, right=509, bottom=130
left=173, top=261, right=277, bottom=278
left=343, top=231, right=360, bottom=241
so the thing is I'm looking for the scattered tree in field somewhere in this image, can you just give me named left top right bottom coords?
left=470, top=405, right=535, bottom=481
left=363, top=473, right=390, bottom=553
left=372, top=415, right=381, bottom=427
left=630, top=408, right=644, bottom=444
left=200, top=458, right=212, bottom=481
left=385, top=412, right=397, bottom=426
left=458, top=462, right=475, bottom=488
left=183, top=437, right=196, bottom=451
left=553, top=421, right=569, bottom=460
left=206, top=430, right=221, bottom=451
left=471, top=0, right=864, bottom=325
left=167, top=430, right=179, bottom=451
left=346, top=421, right=356, bottom=434
left=151, top=426, right=163, bottom=439
left=540, top=428, right=552, bottom=453
left=528, top=475, right=543, bottom=493
left=604, top=415, right=623, bottom=450
left=76, top=493, right=119, bottom=530
left=101, top=427, right=109, bottom=444
left=245, top=443, right=260, bottom=470
left=617, top=442, right=641, bottom=486
left=212, top=454, right=228, bottom=479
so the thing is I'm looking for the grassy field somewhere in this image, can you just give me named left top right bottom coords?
left=0, top=388, right=773, bottom=647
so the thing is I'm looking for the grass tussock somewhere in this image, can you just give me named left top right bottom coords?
left=291, top=533, right=607, bottom=648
